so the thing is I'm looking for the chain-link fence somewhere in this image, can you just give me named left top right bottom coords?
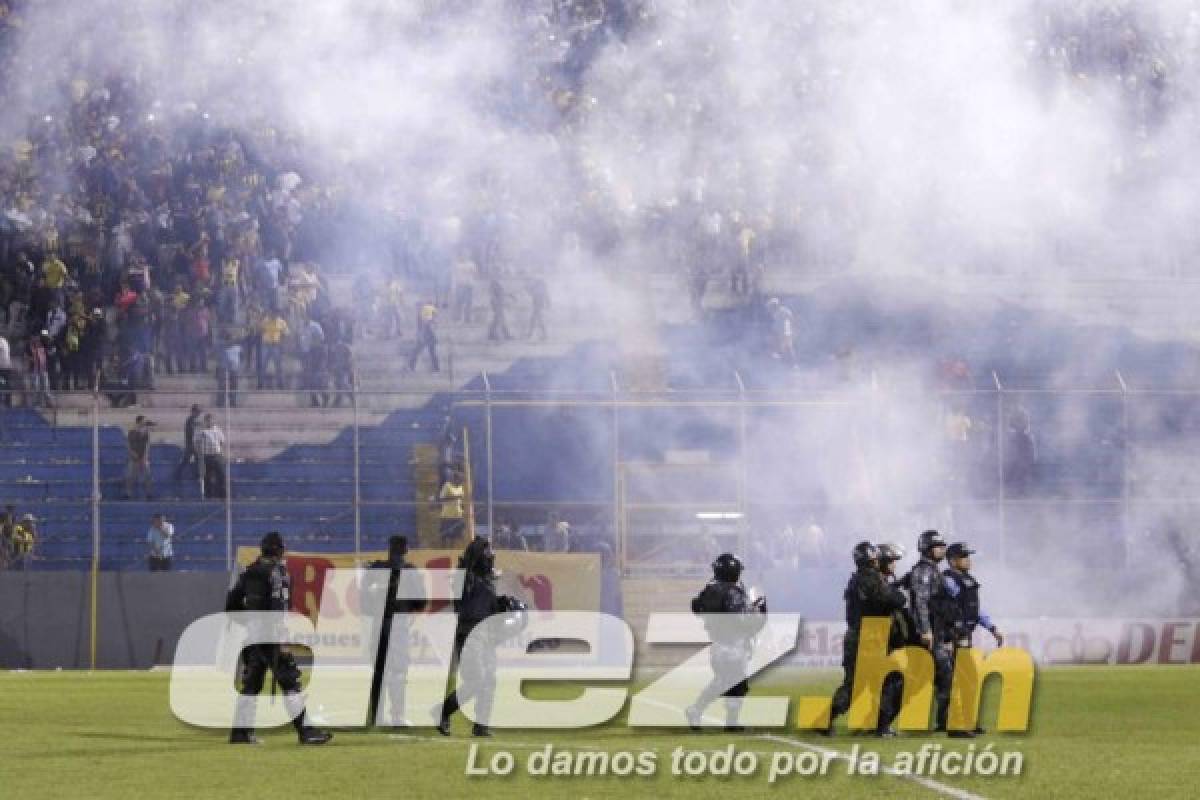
left=2, top=376, right=1197, bottom=572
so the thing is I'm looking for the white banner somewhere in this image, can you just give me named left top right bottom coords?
left=784, top=618, right=1200, bottom=667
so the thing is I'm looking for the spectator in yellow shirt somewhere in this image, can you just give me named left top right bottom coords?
left=437, top=473, right=466, bottom=546
left=10, top=514, right=36, bottom=571
left=260, top=312, right=289, bottom=389
left=42, top=254, right=69, bottom=301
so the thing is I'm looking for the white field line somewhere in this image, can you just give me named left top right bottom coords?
left=643, top=697, right=989, bottom=800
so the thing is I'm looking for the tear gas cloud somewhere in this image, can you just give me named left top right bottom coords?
left=3, top=0, right=1198, bottom=614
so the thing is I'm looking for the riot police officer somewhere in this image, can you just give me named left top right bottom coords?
left=437, top=537, right=527, bottom=737
left=365, top=535, right=427, bottom=726
left=827, top=541, right=907, bottom=736
left=942, top=541, right=1004, bottom=737
left=225, top=532, right=332, bottom=745
left=876, top=542, right=910, bottom=736
left=905, top=529, right=955, bottom=735
left=685, top=552, right=767, bottom=732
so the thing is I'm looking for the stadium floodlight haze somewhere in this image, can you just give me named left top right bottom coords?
left=0, top=1, right=1198, bottom=798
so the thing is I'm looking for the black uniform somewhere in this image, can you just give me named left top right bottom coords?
left=686, top=578, right=767, bottom=730
left=225, top=555, right=326, bottom=743
left=942, top=567, right=988, bottom=644
left=907, top=556, right=955, bottom=730
left=438, top=541, right=526, bottom=736
left=829, top=565, right=908, bottom=730
left=877, top=573, right=911, bottom=732
left=940, top=564, right=997, bottom=734
left=364, top=554, right=427, bottom=725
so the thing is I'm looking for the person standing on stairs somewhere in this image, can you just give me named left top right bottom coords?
left=407, top=299, right=440, bottom=373
left=487, top=278, right=513, bottom=341
left=194, top=413, right=227, bottom=500
left=526, top=274, right=549, bottom=341
left=174, top=404, right=203, bottom=484
left=124, top=415, right=156, bottom=500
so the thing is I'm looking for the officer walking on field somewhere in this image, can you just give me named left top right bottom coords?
left=437, top=537, right=527, bottom=737
left=876, top=542, right=910, bottom=736
left=941, top=541, right=1005, bottom=737
left=225, top=532, right=333, bottom=745
left=686, top=553, right=767, bottom=732
left=827, top=541, right=907, bottom=736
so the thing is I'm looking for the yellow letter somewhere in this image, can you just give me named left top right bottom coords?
left=947, top=647, right=1034, bottom=732
left=847, top=617, right=934, bottom=731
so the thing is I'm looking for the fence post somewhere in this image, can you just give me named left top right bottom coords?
left=610, top=370, right=621, bottom=572
left=1116, top=369, right=1130, bottom=566
left=992, top=370, right=1006, bottom=566
left=482, top=371, right=494, bottom=534
left=353, top=370, right=361, bottom=563
left=90, top=389, right=100, bottom=670
left=224, top=370, right=233, bottom=572
left=462, top=425, right=475, bottom=539
left=734, top=370, right=748, bottom=558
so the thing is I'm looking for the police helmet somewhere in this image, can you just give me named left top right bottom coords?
left=260, top=531, right=285, bottom=557
left=387, top=535, right=408, bottom=559
left=712, top=553, right=743, bottom=582
left=877, top=542, right=906, bottom=564
left=461, top=537, right=495, bottom=577
left=946, top=542, right=976, bottom=560
left=852, top=540, right=880, bottom=567
left=917, top=529, right=947, bottom=553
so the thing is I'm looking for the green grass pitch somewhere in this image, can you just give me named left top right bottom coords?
left=1, top=666, right=1196, bottom=799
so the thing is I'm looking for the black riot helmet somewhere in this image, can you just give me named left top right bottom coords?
left=387, top=535, right=409, bottom=562
left=460, top=537, right=495, bottom=577
left=712, top=553, right=743, bottom=582
left=260, top=531, right=285, bottom=558
left=878, top=542, right=906, bottom=565
left=852, top=540, right=880, bottom=567
left=917, top=529, right=947, bottom=555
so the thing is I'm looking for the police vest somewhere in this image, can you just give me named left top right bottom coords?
left=458, top=572, right=498, bottom=628
left=843, top=572, right=863, bottom=630
left=693, top=581, right=759, bottom=644
left=692, top=581, right=730, bottom=614
left=843, top=567, right=893, bottom=631
left=944, top=568, right=981, bottom=632
left=907, top=559, right=954, bottom=636
left=242, top=558, right=290, bottom=612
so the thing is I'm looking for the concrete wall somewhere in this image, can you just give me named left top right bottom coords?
left=0, top=573, right=229, bottom=669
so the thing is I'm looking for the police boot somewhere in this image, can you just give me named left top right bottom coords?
left=436, top=694, right=459, bottom=736
left=299, top=727, right=334, bottom=745
left=290, top=706, right=333, bottom=745
left=875, top=726, right=897, bottom=738
left=471, top=723, right=492, bottom=737
left=947, top=729, right=977, bottom=739
left=230, top=696, right=259, bottom=743
left=685, top=705, right=702, bottom=732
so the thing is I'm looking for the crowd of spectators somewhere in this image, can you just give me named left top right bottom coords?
left=0, top=0, right=640, bottom=408
left=0, top=50, right=350, bottom=406
left=0, top=0, right=1180, bottom=409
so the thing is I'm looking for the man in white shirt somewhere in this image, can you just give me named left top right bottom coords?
left=194, top=414, right=227, bottom=499
left=147, top=513, right=175, bottom=571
